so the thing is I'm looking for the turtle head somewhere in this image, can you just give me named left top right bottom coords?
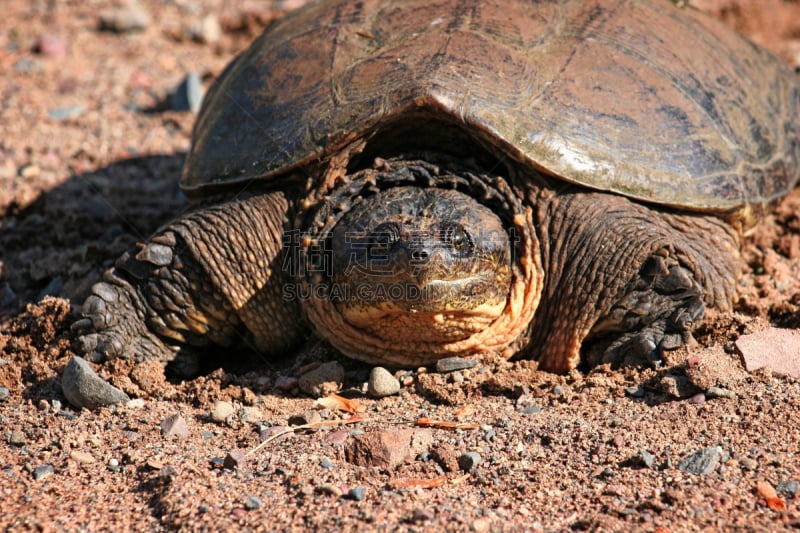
left=329, top=186, right=512, bottom=342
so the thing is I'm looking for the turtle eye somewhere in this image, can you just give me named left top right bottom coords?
left=446, top=225, right=473, bottom=253
left=369, top=222, right=400, bottom=255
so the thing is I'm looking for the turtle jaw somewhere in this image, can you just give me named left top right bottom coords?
left=333, top=274, right=511, bottom=343
left=327, top=186, right=512, bottom=343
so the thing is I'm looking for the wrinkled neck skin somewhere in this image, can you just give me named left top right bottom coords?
left=296, top=154, right=543, bottom=367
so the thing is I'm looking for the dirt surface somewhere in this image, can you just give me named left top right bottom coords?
left=2, top=1, right=800, bottom=531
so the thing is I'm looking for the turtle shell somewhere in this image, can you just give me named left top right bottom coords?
left=183, top=0, right=800, bottom=210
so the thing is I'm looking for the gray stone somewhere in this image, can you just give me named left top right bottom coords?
left=458, top=451, right=481, bottom=471
left=47, top=106, right=85, bottom=121
left=677, top=446, right=723, bottom=476
left=636, top=450, right=655, bottom=468
left=245, top=496, right=262, bottom=510
left=33, top=465, right=54, bottom=480
left=170, top=72, right=204, bottom=114
left=777, top=480, right=799, bottom=496
left=347, top=487, right=366, bottom=500
left=435, top=357, right=478, bottom=373
left=9, top=430, right=26, bottom=446
left=367, top=367, right=401, bottom=398
left=61, top=356, right=130, bottom=409
left=0, top=387, right=9, bottom=402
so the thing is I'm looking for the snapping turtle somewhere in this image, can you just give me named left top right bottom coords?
left=73, top=0, right=799, bottom=375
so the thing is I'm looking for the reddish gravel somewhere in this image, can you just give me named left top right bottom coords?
left=2, top=1, right=800, bottom=531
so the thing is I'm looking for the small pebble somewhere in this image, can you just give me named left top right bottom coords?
left=9, top=430, right=27, bottom=446
left=412, top=508, right=434, bottom=523
left=108, top=458, right=119, bottom=467
left=739, top=457, right=758, bottom=470
left=239, top=406, right=263, bottom=425
left=224, top=450, right=248, bottom=470
left=625, top=385, right=645, bottom=398
left=126, top=398, right=146, bottom=409
left=320, top=457, right=334, bottom=469
left=189, top=14, right=222, bottom=44
left=170, top=72, right=204, bottom=114
left=777, top=480, right=799, bottom=496
left=99, top=4, right=151, bottom=33
left=636, top=450, right=655, bottom=468
left=244, top=496, right=262, bottom=510
left=33, top=465, right=54, bottom=480
left=472, top=518, right=491, bottom=533
left=159, top=465, right=178, bottom=481
left=367, top=367, right=401, bottom=398
left=519, top=406, right=541, bottom=415
left=274, top=375, right=298, bottom=391
left=347, top=487, right=366, bottom=501
left=209, top=400, right=234, bottom=423
left=0, top=387, right=9, bottom=402
left=687, top=393, right=706, bottom=404
left=36, top=33, right=67, bottom=56
left=18, top=164, right=40, bottom=178
left=160, top=414, right=190, bottom=438
left=47, top=105, right=86, bottom=122
left=69, top=451, right=96, bottom=464
left=259, top=425, right=294, bottom=443
left=14, top=58, right=38, bottom=73
left=435, top=356, right=477, bottom=373
left=677, top=446, right=723, bottom=476
left=706, top=387, right=736, bottom=399
left=449, top=371, right=464, bottom=383
left=298, top=361, right=344, bottom=397
left=458, top=451, right=481, bottom=472
left=288, top=410, right=321, bottom=426
left=316, top=484, right=343, bottom=497
left=325, top=430, right=349, bottom=446
left=552, top=385, right=564, bottom=396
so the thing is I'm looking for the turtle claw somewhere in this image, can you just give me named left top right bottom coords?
left=593, top=252, right=707, bottom=369
left=602, top=326, right=664, bottom=368
left=71, top=275, right=177, bottom=364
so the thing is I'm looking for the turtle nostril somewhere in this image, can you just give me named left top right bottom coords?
left=411, top=249, right=430, bottom=262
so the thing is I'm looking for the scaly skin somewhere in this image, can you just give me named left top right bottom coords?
left=520, top=184, right=740, bottom=372
left=73, top=161, right=741, bottom=374
left=73, top=190, right=303, bottom=375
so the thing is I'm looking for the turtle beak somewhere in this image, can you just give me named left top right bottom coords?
left=387, top=238, right=443, bottom=287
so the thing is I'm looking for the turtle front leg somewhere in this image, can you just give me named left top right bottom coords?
left=527, top=190, right=740, bottom=372
left=72, top=190, right=303, bottom=377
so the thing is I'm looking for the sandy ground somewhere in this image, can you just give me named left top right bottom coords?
left=2, top=0, right=800, bottom=531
